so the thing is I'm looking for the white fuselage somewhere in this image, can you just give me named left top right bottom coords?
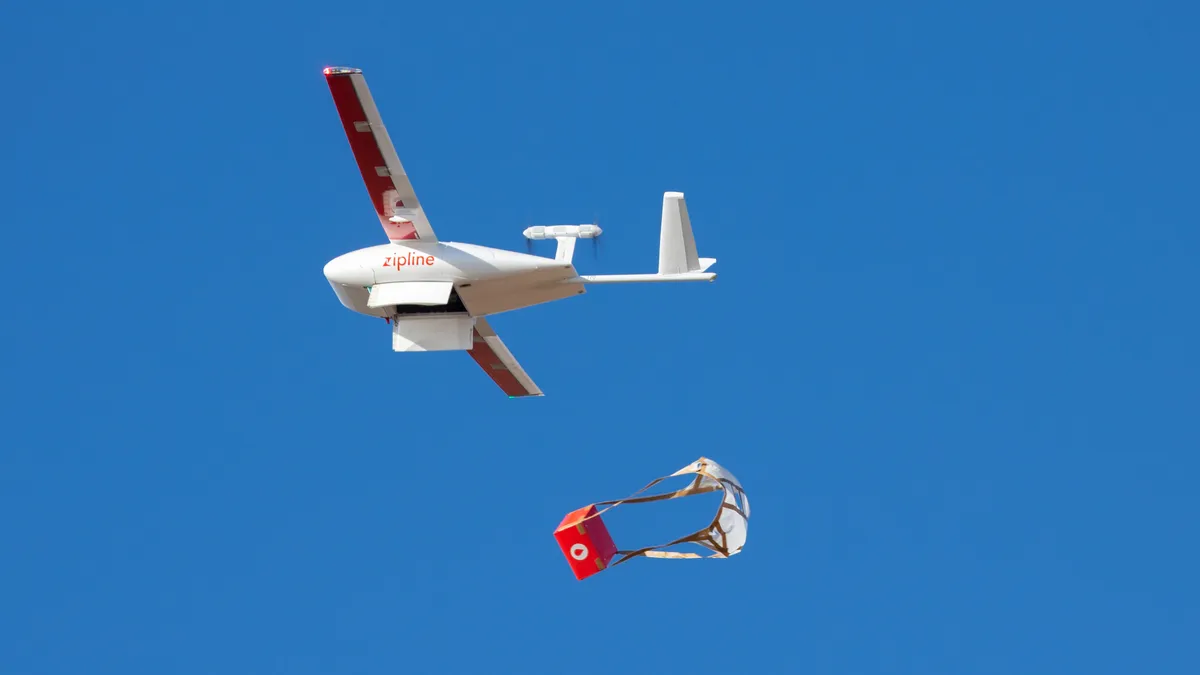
left=323, top=242, right=575, bottom=317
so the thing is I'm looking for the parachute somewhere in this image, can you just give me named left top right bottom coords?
left=553, top=457, right=750, bottom=580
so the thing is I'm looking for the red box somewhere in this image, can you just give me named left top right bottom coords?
left=554, top=504, right=619, bottom=580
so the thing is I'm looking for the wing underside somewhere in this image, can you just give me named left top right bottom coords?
left=468, top=318, right=542, bottom=397
left=324, top=67, right=437, bottom=242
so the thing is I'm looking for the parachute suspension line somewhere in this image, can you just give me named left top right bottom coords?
left=573, top=457, right=749, bottom=565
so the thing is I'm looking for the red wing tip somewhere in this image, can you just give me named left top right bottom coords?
left=323, top=66, right=362, bottom=76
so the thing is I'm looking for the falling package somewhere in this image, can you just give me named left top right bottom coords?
left=554, top=457, right=750, bottom=580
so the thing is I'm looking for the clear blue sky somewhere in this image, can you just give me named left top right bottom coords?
left=2, top=1, right=1198, bottom=673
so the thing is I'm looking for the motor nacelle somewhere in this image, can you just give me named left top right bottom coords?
left=523, top=224, right=602, bottom=240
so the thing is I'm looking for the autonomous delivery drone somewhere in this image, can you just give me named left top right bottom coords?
left=320, top=67, right=718, bottom=397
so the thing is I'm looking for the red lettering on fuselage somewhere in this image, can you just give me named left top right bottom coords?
left=382, top=252, right=435, bottom=268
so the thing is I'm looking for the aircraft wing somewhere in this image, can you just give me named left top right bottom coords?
left=467, top=318, right=543, bottom=398
left=323, top=67, right=437, bottom=242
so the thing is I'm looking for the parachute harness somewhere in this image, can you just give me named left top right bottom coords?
left=579, top=457, right=750, bottom=568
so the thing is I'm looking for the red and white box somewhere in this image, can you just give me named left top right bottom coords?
left=554, top=504, right=618, bottom=580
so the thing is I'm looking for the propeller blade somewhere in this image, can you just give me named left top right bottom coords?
left=592, top=215, right=600, bottom=260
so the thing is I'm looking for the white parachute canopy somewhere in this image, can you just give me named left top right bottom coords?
left=591, top=456, right=750, bottom=566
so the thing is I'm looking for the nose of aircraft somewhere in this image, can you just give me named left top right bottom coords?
left=323, top=254, right=374, bottom=286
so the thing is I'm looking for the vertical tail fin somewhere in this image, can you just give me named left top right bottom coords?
left=659, top=192, right=714, bottom=274
left=572, top=193, right=716, bottom=284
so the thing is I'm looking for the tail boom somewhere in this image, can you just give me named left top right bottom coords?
left=570, top=272, right=716, bottom=284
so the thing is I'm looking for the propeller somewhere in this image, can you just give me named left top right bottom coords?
left=591, top=215, right=601, bottom=261
left=519, top=220, right=604, bottom=261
